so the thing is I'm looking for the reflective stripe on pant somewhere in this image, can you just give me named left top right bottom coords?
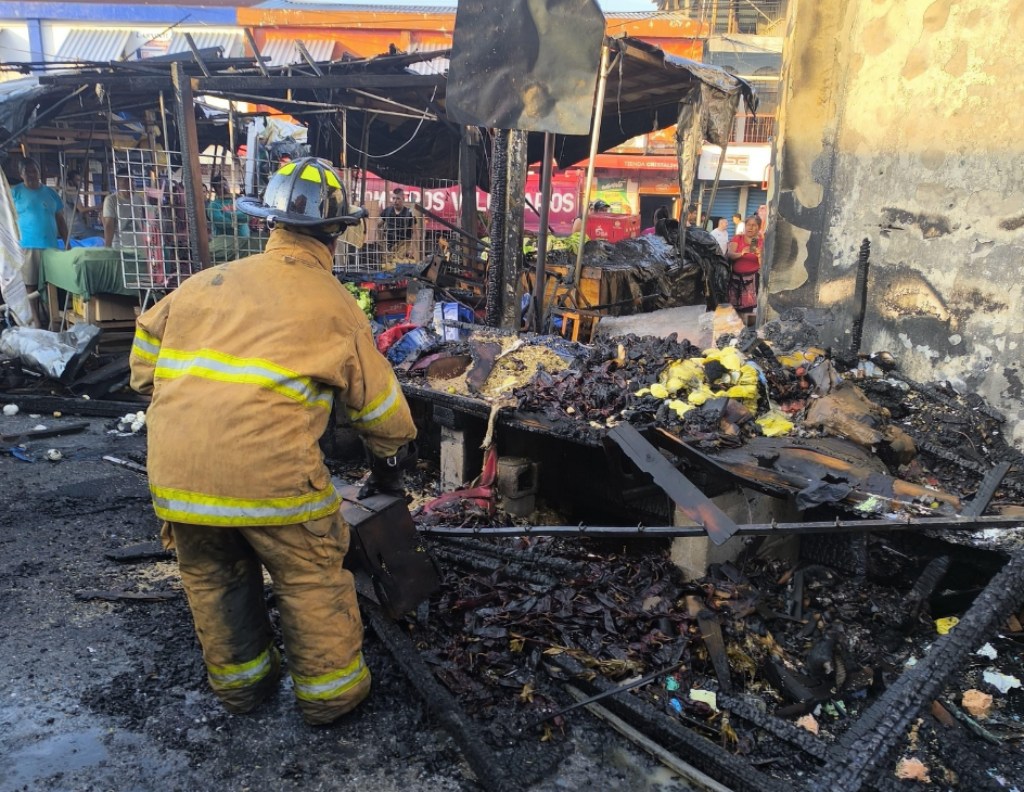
left=166, top=511, right=369, bottom=724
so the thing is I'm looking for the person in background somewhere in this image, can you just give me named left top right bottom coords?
left=207, top=173, right=250, bottom=239
left=378, top=187, right=414, bottom=262
left=685, top=204, right=698, bottom=227
left=129, top=157, right=417, bottom=726
left=103, top=170, right=144, bottom=250
left=62, top=169, right=93, bottom=241
left=726, top=214, right=763, bottom=315
left=641, top=205, right=668, bottom=236
left=732, top=212, right=744, bottom=238
left=11, top=158, right=67, bottom=313
left=711, top=217, right=730, bottom=255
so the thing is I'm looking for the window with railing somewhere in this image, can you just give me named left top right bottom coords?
left=650, top=1, right=788, bottom=35
left=732, top=114, right=776, bottom=143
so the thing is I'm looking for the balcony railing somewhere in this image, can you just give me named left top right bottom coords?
left=651, top=1, right=788, bottom=35
left=732, top=114, right=776, bottom=143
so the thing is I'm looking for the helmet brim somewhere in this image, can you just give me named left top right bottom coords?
left=236, top=196, right=367, bottom=228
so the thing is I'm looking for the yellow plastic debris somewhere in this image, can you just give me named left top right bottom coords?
left=725, top=384, right=758, bottom=401
left=687, top=387, right=716, bottom=405
left=756, top=413, right=795, bottom=437
left=666, top=399, right=693, bottom=418
left=935, top=616, right=959, bottom=635
left=650, top=383, right=669, bottom=400
left=738, top=365, right=760, bottom=386
left=663, top=359, right=706, bottom=390
left=634, top=387, right=651, bottom=397
left=704, top=346, right=744, bottom=372
left=665, top=377, right=684, bottom=394
left=776, top=347, right=828, bottom=368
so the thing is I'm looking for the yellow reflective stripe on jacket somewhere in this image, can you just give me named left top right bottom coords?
left=348, top=377, right=401, bottom=429
left=151, top=484, right=340, bottom=527
left=132, top=328, right=161, bottom=363
left=155, top=347, right=333, bottom=410
left=291, top=653, right=368, bottom=702
left=207, top=645, right=276, bottom=691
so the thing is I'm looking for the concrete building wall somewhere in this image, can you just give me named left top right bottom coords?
left=766, top=0, right=1024, bottom=446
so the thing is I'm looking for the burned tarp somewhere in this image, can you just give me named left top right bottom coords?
left=446, top=0, right=606, bottom=135
left=536, top=36, right=756, bottom=170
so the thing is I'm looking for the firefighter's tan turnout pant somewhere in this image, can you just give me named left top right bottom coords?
left=164, top=511, right=370, bottom=725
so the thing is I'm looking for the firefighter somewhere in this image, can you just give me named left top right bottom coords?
left=129, top=157, right=417, bottom=726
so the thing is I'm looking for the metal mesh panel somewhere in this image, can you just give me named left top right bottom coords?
left=114, top=148, right=268, bottom=292
left=336, top=171, right=461, bottom=275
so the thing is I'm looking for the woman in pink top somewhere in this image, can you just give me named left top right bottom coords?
left=726, top=215, right=763, bottom=313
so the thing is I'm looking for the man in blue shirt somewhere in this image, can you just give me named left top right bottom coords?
left=11, top=158, right=67, bottom=299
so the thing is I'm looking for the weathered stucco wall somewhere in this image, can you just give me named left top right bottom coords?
left=766, top=0, right=1024, bottom=446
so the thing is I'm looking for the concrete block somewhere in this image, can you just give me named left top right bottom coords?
left=670, top=487, right=799, bottom=580
left=496, top=457, right=538, bottom=498
left=502, top=493, right=536, bottom=518
left=439, top=426, right=469, bottom=490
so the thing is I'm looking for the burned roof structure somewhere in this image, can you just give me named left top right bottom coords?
left=4, top=35, right=754, bottom=189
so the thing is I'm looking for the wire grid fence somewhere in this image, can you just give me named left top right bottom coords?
left=113, top=148, right=266, bottom=292
left=336, top=171, right=464, bottom=275
left=113, top=148, right=469, bottom=289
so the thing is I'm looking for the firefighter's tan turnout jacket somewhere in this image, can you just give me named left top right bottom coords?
left=129, top=228, right=416, bottom=527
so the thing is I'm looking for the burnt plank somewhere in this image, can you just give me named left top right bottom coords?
left=0, top=421, right=90, bottom=443
left=962, top=461, right=1012, bottom=517
left=607, top=423, right=740, bottom=545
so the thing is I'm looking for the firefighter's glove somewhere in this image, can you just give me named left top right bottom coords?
left=358, top=443, right=416, bottom=499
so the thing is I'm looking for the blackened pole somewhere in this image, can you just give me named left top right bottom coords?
left=458, top=125, right=478, bottom=263
left=484, top=130, right=508, bottom=327
left=533, top=132, right=555, bottom=329
left=500, top=129, right=528, bottom=330
left=172, top=63, right=211, bottom=270
left=572, top=41, right=611, bottom=290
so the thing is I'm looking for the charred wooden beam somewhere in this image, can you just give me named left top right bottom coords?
left=74, top=589, right=177, bottom=602
left=0, top=393, right=147, bottom=419
left=607, top=424, right=740, bottom=545
left=526, top=659, right=685, bottom=732
left=814, top=545, right=1024, bottom=791
left=196, top=74, right=446, bottom=91
left=564, top=687, right=735, bottom=792
left=432, top=537, right=585, bottom=577
left=105, top=542, right=174, bottom=563
left=897, top=555, right=950, bottom=628
left=485, top=129, right=508, bottom=327
left=963, top=461, right=1012, bottom=517
left=0, top=421, right=89, bottom=444
left=717, top=691, right=828, bottom=761
left=547, top=653, right=788, bottom=792
left=430, top=544, right=559, bottom=588
left=359, top=592, right=518, bottom=792
left=172, top=63, right=211, bottom=270
left=849, top=238, right=870, bottom=356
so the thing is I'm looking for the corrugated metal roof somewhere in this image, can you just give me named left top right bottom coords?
left=167, top=31, right=244, bottom=59
left=259, top=37, right=335, bottom=66
left=254, top=1, right=456, bottom=12
left=55, top=28, right=131, bottom=63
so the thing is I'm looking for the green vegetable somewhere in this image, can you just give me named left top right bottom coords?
left=342, top=282, right=375, bottom=321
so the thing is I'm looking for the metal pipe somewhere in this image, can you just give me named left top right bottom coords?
left=171, top=63, right=211, bottom=270
left=417, top=514, right=1024, bottom=538
left=533, top=132, right=556, bottom=330
left=340, top=108, right=347, bottom=168
left=705, top=141, right=729, bottom=220
left=572, top=42, right=612, bottom=290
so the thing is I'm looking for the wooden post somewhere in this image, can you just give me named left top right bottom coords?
left=458, top=125, right=478, bottom=261
left=572, top=42, right=611, bottom=289
left=533, top=132, right=556, bottom=330
left=500, top=129, right=528, bottom=330
left=172, top=63, right=211, bottom=270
